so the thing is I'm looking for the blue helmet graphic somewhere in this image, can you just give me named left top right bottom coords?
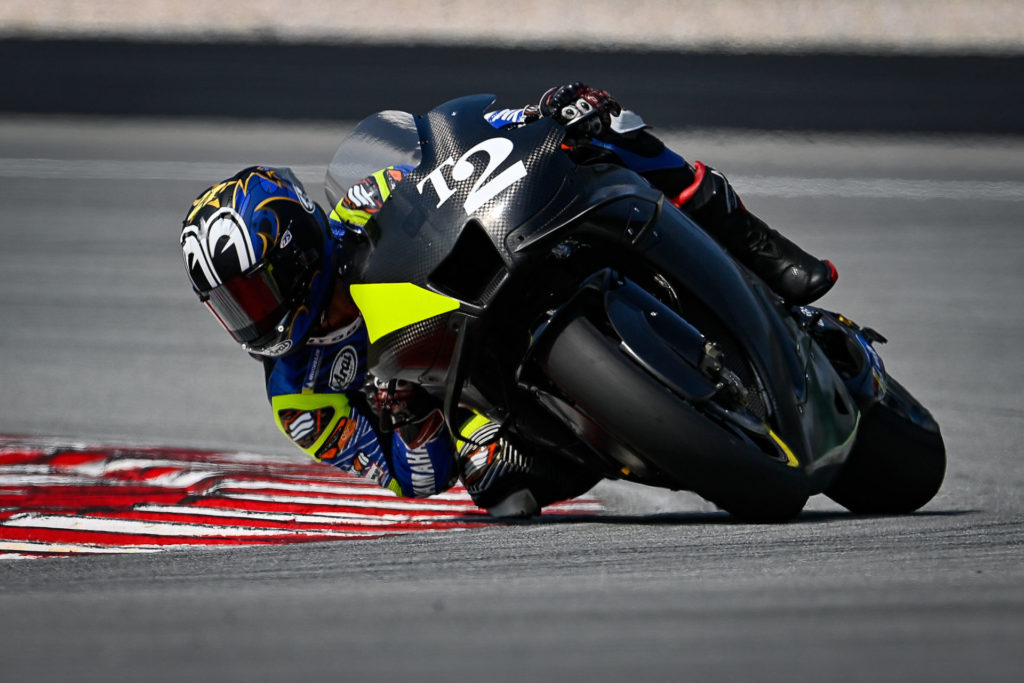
left=181, top=166, right=335, bottom=357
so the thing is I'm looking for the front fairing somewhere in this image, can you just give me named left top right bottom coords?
left=352, top=95, right=573, bottom=285
left=330, top=95, right=582, bottom=385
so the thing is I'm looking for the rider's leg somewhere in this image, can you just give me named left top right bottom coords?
left=669, top=161, right=838, bottom=306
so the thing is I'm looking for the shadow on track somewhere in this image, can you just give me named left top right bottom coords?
left=462, top=508, right=976, bottom=527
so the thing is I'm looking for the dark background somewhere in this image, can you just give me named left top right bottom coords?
left=4, top=37, right=1023, bottom=133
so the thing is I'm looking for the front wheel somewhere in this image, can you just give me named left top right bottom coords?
left=826, top=378, right=946, bottom=514
left=540, top=314, right=809, bottom=522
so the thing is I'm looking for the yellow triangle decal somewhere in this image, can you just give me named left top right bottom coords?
left=350, top=283, right=460, bottom=343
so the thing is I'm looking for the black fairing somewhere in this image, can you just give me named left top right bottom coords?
left=344, top=95, right=859, bottom=486
left=362, top=94, right=573, bottom=287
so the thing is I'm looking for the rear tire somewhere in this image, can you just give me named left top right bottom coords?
left=826, top=378, right=946, bottom=514
left=541, top=315, right=809, bottom=522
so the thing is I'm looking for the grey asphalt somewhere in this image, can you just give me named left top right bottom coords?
left=1, top=116, right=1023, bottom=681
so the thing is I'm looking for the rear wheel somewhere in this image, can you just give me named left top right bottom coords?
left=540, top=315, right=809, bottom=522
left=826, top=378, right=946, bottom=514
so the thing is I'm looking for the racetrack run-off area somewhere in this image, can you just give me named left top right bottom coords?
left=0, top=437, right=601, bottom=557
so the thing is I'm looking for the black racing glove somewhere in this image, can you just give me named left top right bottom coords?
left=539, top=82, right=622, bottom=136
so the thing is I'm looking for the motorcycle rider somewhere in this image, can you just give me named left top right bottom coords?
left=179, top=83, right=837, bottom=517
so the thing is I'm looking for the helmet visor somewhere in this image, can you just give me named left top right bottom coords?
left=202, top=264, right=290, bottom=347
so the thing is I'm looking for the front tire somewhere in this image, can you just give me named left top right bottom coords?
left=826, top=378, right=946, bottom=514
left=540, top=315, right=809, bottom=522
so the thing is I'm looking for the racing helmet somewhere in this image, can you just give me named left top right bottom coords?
left=180, top=166, right=335, bottom=357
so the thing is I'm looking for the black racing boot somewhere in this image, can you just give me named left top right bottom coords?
left=672, top=162, right=838, bottom=306
left=736, top=212, right=838, bottom=306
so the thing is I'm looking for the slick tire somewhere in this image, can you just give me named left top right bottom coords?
left=541, top=314, right=809, bottom=522
left=826, top=377, right=946, bottom=514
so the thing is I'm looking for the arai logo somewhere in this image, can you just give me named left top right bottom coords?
left=292, top=181, right=317, bottom=213
left=329, top=346, right=359, bottom=390
left=254, top=340, right=293, bottom=357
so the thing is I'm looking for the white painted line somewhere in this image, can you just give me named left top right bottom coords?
left=0, top=474, right=106, bottom=486
left=0, top=540, right=164, bottom=554
left=0, top=465, right=53, bottom=474
left=213, top=478, right=474, bottom=501
left=4, top=513, right=370, bottom=537
left=131, top=504, right=460, bottom=526
left=68, top=457, right=253, bottom=476
left=218, top=491, right=481, bottom=511
left=217, top=492, right=600, bottom=514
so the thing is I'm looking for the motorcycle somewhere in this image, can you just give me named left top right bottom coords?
left=325, top=95, right=946, bottom=521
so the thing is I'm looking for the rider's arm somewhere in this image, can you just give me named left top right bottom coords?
left=271, top=389, right=401, bottom=493
left=328, top=165, right=414, bottom=231
left=270, top=388, right=458, bottom=498
left=491, top=83, right=696, bottom=197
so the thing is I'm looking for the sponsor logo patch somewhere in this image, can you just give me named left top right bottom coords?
left=328, top=345, right=360, bottom=390
left=306, top=316, right=363, bottom=346
left=349, top=450, right=387, bottom=485
left=256, top=340, right=293, bottom=357
left=304, top=348, right=325, bottom=391
left=293, top=183, right=316, bottom=213
left=405, top=446, right=438, bottom=497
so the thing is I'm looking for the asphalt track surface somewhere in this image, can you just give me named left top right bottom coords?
left=1, top=115, right=1024, bottom=681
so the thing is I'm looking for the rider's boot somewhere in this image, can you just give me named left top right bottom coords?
left=456, top=415, right=598, bottom=518
left=671, top=161, right=838, bottom=306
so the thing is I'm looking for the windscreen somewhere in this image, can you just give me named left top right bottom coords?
left=324, top=110, right=423, bottom=213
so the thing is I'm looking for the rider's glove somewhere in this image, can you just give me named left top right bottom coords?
left=369, top=377, right=445, bottom=445
left=333, top=166, right=409, bottom=229
left=539, top=82, right=622, bottom=136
